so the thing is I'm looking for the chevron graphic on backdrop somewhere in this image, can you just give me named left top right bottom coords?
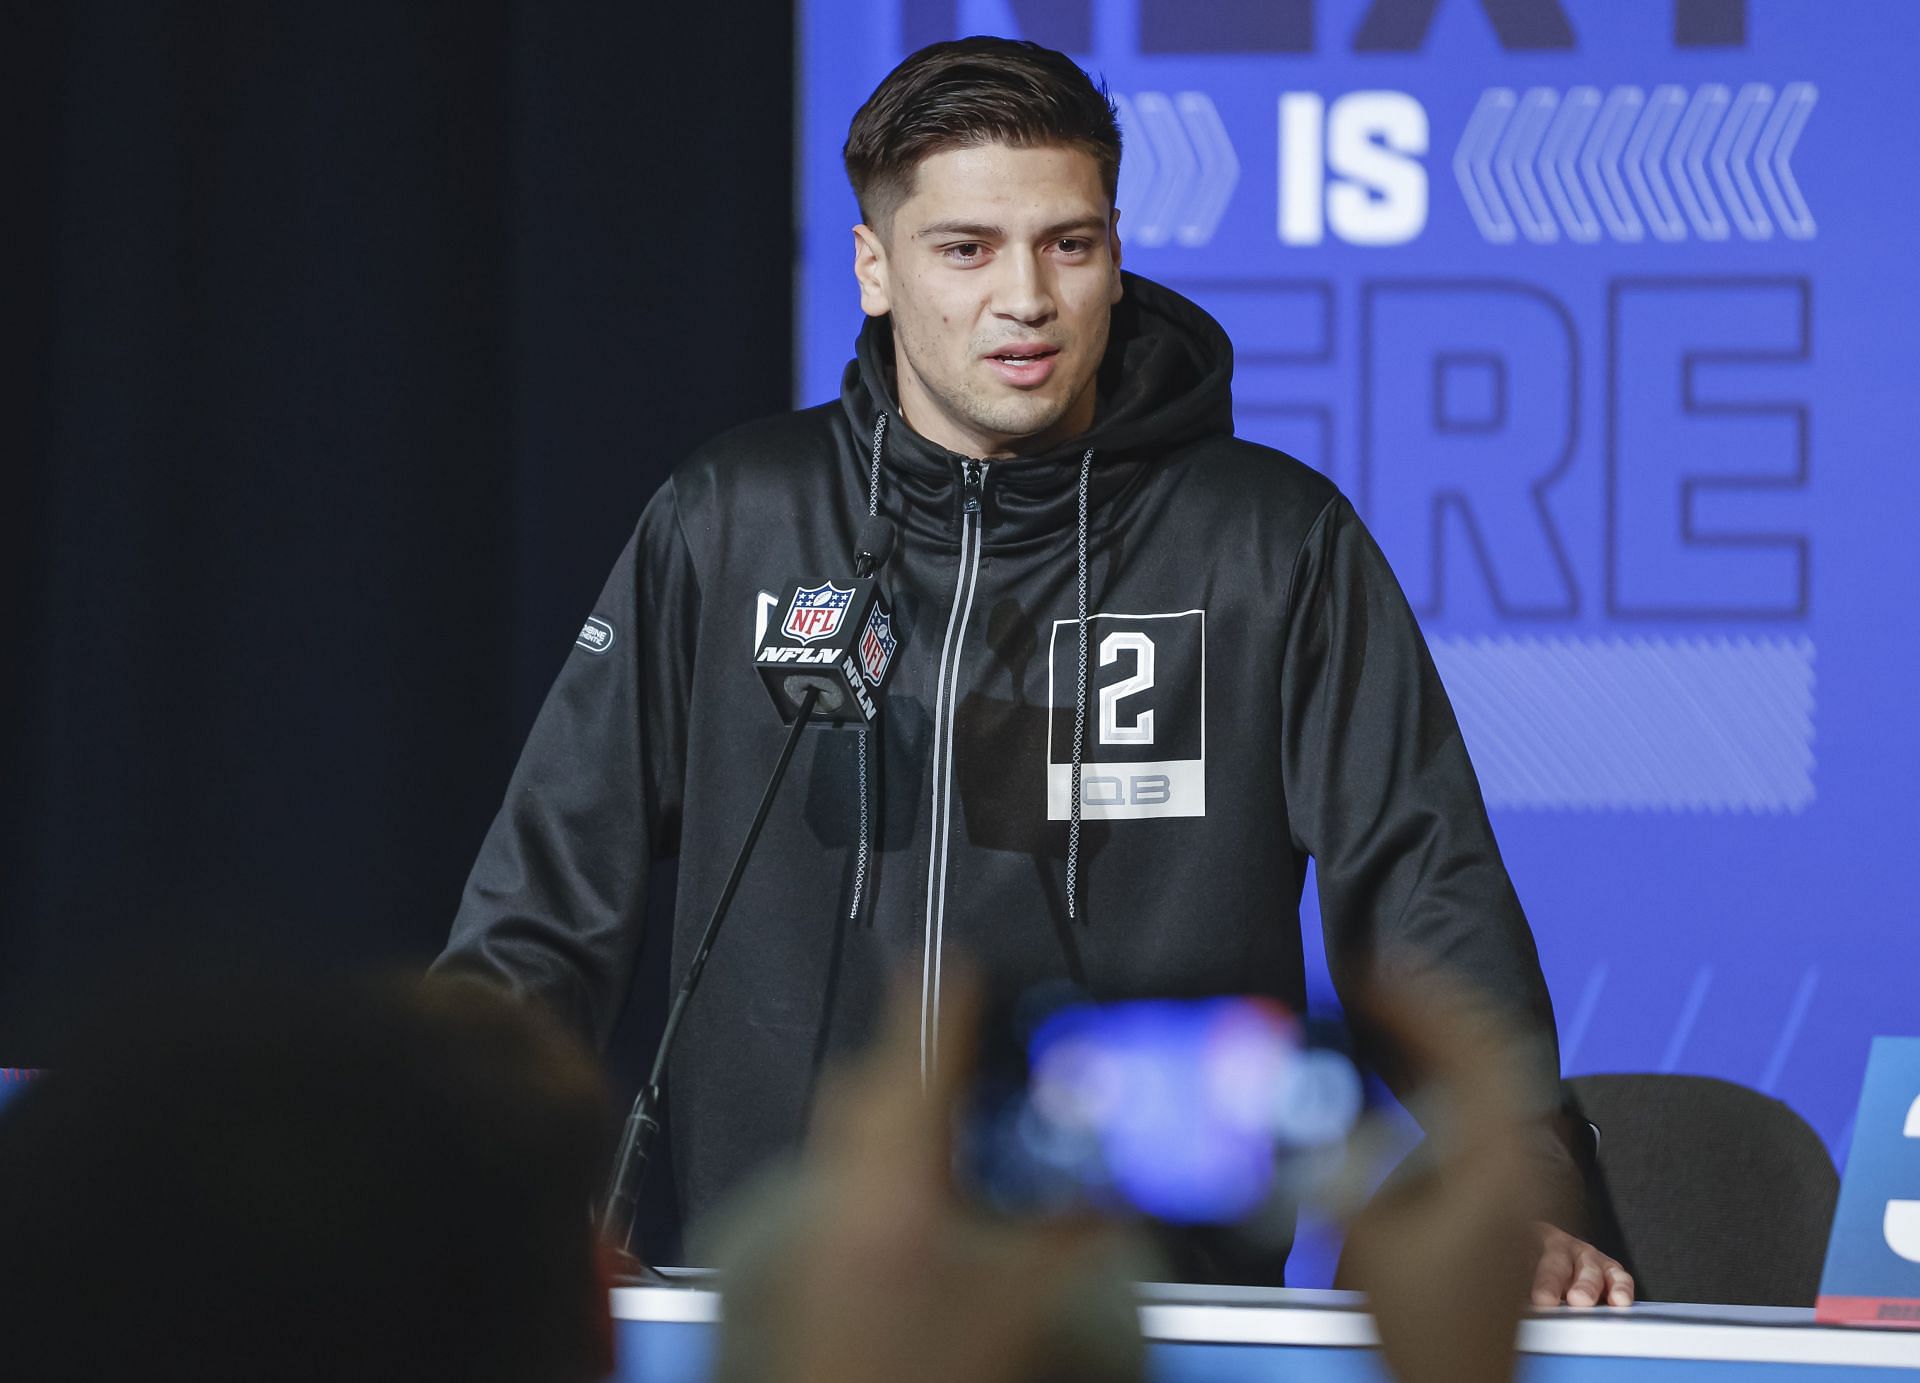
left=1113, top=92, right=1239, bottom=248
left=1430, top=636, right=1815, bottom=812
left=1453, top=83, right=1817, bottom=245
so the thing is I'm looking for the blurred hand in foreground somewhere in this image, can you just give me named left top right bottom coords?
left=708, top=968, right=1145, bottom=1383
left=1339, top=973, right=1547, bottom=1383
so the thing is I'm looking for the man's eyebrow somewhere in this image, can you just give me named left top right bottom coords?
left=913, top=220, right=1003, bottom=241
left=1038, top=216, right=1110, bottom=238
left=911, top=215, right=1109, bottom=241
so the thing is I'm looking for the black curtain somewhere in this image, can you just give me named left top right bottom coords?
left=3, top=0, right=797, bottom=1097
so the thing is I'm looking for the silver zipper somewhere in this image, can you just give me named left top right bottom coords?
left=921, top=460, right=988, bottom=1080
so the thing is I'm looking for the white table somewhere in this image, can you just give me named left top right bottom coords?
left=613, top=1281, right=1920, bottom=1380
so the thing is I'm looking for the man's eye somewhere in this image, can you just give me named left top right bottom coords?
left=943, top=243, right=985, bottom=262
left=1057, top=238, right=1090, bottom=255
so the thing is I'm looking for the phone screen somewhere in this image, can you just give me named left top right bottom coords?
left=963, top=994, right=1366, bottom=1225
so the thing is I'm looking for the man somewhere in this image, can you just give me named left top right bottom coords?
left=440, top=36, right=1630, bottom=1305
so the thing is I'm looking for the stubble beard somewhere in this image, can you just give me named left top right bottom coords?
left=895, top=321, right=1104, bottom=457
left=948, top=376, right=1069, bottom=445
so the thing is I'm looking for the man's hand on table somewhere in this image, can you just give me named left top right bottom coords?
left=1530, top=1222, right=1635, bottom=1308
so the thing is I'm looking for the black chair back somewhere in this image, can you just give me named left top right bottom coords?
left=1566, top=1073, right=1838, bottom=1306
left=1335, top=1072, right=1839, bottom=1305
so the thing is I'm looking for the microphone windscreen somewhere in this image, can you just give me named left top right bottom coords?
left=854, top=514, right=897, bottom=569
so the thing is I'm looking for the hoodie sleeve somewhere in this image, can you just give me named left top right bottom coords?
left=1279, top=496, right=1583, bottom=1220
left=433, top=481, right=697, bottom=1047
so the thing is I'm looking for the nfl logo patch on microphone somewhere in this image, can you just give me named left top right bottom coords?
left=783, top=582, right=853, bottom=644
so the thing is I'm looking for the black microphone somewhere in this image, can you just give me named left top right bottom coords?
left=599, top=520, right=903, bottom=1272
left=853, top=514, right=896, bottom=577
left=755, top=517, right=902, bottom=728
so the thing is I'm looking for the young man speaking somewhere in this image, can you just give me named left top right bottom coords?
left=439, top=37, right=1631, bottom=1306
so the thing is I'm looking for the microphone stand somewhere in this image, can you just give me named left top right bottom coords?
left=599, top=686, right=820, bottom=1282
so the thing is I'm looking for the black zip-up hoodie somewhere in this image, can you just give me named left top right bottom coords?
left=438, top=273, right=1570, bottom=1269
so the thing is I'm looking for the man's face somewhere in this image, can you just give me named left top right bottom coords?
left=853, top=142, right=1123, bottom=460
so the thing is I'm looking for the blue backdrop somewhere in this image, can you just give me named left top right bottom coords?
left=795, top=0, right=1920, bottom=1269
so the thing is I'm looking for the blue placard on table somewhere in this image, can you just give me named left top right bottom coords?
left=1817, top=1038, right=1920, bottom=1328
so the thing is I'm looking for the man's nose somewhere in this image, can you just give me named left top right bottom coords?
left=991, top=250, right=1054, bottom=324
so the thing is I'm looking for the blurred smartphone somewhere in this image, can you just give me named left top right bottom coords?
left=962, top=990, right=1371, bottom=1225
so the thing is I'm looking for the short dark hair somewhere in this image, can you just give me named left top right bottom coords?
left=843, top=37, right=1122, bottom=233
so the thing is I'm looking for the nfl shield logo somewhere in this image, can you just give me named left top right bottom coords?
left=859, top=605, right=897, bottom=685
left=783, top=581, right=853, bottom=644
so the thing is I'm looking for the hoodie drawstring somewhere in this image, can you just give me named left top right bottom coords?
left=848, top=412, right=889, bottom=922
left=1066, top=448, right=1093, bottom=921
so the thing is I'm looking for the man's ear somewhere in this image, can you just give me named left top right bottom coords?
left=1107, top=208, right=1125, bottom=304
left=852, top=223, right=892, bottom=318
